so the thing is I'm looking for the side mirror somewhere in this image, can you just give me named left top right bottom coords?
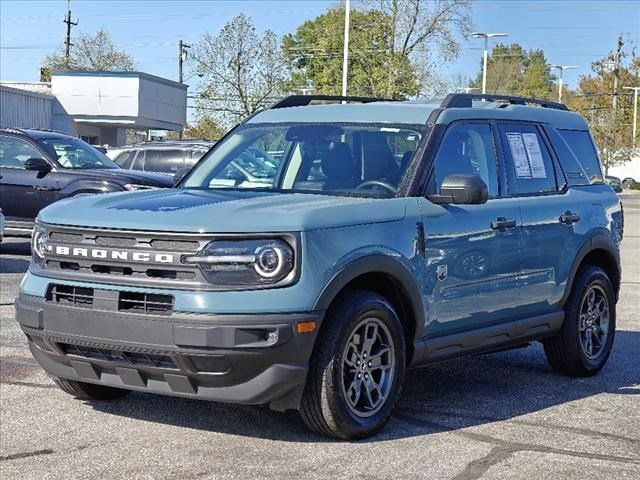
left=428, top=174, right=488, bottom=205
left=173, top=166, right=191, bottom=186
left=225, top=169, right=245, bottom=186
left=24, top=157, right=52, bottom=173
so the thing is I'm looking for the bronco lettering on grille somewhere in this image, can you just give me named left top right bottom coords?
left=50, top=245, right=174, bottom=263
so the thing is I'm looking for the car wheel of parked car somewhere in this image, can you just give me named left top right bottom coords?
left=52, top=377, right=130, bottom=401
left=300, top=290, right=406, bottom=439
left=543, top=266, right=616, bottom=377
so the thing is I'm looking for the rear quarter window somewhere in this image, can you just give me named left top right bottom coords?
left=558, top=130, right=603, bottom=181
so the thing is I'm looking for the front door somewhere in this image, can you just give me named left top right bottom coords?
left=421, top=122, right=522, bottom=336
left=0, top=135, right=60, bottom=222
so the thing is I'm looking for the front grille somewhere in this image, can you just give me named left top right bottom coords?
left=40, top=225, right=211, bottom=289
left=47, top=284, right=94, bottom=308
left=118, top=291, right=174, bottom=315
left=60, top=343, right=176, bottom=369
left=46, top=284, right=174, bottom=315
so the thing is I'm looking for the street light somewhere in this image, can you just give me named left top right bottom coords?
left=472, top=32, right=508, bottom=94
left=624, top=86, right=640, bottom=147
left=550, top=65, right=578, bottom=103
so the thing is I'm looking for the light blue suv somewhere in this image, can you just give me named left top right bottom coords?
left=16, top=94, right=623, bottom=439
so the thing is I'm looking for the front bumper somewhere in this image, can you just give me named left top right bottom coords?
left=16, top=293, right=323, bottom=411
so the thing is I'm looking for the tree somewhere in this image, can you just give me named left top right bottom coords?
left=469, top=43, right=555, bottom=98
left=365, top=0, right=472, bottom=94
left=184, top=116, right=226, bottom=140
left=190, top=14, right=286, bottom=128
left=41, top=29, right=134, bottom=80
left=284, top=1, right=471, bottom=98
left=283, top=7, right=419, bottom=99
left=566, top=49, right=639, bottom=173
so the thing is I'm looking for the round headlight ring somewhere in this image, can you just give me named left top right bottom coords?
left=254, top=245, right=285, bottom=278
left=32, top=227, right=48, bottom=259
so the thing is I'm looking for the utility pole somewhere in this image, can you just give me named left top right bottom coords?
left=613, top=34, right=624, bottom=110
left=550, top=65, right=577, bottom=103
left=624, top=86, right=640, bottom=147
left=178, top=40, right=190, bottom=84
left=341, top=0, right=350, bottom=102
left=63, top=0, right=78, bottom=68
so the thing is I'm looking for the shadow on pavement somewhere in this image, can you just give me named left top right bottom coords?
left=88, top=330, right=640, bottom=442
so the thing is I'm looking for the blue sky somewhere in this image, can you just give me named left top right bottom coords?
left=1, top=0, right=638, bottom=97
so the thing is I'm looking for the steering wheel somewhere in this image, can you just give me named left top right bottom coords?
left=356, top=180, right=396, bottom=195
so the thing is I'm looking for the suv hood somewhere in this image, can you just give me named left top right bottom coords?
left=39, top=188, right=407, bottom=233
left=65, top=168, right=174, bottom=187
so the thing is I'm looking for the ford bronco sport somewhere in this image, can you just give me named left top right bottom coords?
left=16, top=94, right=623, bottom=439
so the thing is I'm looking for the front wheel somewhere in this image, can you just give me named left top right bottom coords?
left=300, top=290, right=406, bottom=439
left=543, top=266, right=616, bottom=377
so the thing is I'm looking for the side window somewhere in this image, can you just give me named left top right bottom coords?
left=0, top=136, right=43, bottom=168
left=432, top=123, right=499, bottom=197
left=558, top=129, right=603, bottom=181
left=499, top=124, right=557, bottom=195
left=113, top=150, right=136, bottom=169
left=143, top=150, right=185, bottom=174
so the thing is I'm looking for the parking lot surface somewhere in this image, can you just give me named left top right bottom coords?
left=1, top=194, right=639, bottom=480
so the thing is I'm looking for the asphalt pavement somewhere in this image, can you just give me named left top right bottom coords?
left=1, top=194, right=638, bottom=480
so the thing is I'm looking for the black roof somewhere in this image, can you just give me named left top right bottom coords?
left=0, top=127, right=75, bottom=139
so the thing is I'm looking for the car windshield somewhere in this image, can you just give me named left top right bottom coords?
left=37, top=137, right=119, bottom=169
left=182, top=123, right=425, bottom=197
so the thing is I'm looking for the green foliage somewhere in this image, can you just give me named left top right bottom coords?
left=190, top=14, right=286, bottom=128
left=283, top=7, right=419, bottom=98
left=470, top=43, right=555, bottom=98
left=42, top=29, right=134, bottom=80
left=184, top=116, right=226, bottom=140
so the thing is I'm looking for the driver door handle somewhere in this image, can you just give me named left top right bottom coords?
left=560, top=211, right=580, bottom=224
left=491, top=217, right=517, bottom=230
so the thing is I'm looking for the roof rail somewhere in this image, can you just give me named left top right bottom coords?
left=270, top=95, right=394, bottom=109
left=441, top=93, right=568, bottom=111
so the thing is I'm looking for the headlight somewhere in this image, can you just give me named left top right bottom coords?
left=183, top=239, right=295, bottom=287
left=31, top=224, right=49, bottom=262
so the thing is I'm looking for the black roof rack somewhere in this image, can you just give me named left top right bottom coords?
left=441, top=93, right=568, bottom=111
left=270, top=95, right=394, bottom=109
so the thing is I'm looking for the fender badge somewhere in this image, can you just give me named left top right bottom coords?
left=437, top=265, right=448, bottom=281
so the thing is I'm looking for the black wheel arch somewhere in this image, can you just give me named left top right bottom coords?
left=562, top=233, right=621, bottom=306
left=312, top=254, right=425, bottom=364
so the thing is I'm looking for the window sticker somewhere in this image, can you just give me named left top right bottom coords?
left=506, top=133, right=531, bottom=178
left=521, top=133, right=547, bottom=178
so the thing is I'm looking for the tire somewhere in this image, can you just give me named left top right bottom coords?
left=543, top=266, right=616, bottom=377
left=300, top=290, right=406, bottom=439
left=52, top=377, right=130, bottom=401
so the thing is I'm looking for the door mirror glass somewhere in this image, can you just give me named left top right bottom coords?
left=24, top=157, right=52, bottom=173
left=428, top=174, right=488, bottom=205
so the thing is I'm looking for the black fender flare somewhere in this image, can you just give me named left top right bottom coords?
left=561, top=233, right=621, bottom=305
left=312, top=254, right=425, bottom=343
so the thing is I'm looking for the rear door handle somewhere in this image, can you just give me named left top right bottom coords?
left=491, top=217, right=517, bottom=230
left=560, top=211, right=580, bottom=224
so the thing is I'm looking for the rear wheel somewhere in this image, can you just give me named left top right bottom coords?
left=543, top=266, right=616, bottom=377
left=52, top=377, right=130, bottom=401
left=300, top=290, right=406, bottom=439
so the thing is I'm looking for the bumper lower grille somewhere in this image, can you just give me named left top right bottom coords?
left=60, top=343, right=176, bottom=369
left=46, top=284, right=174, bottom=315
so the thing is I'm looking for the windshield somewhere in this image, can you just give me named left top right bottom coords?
left=38, top=137, right=119, bottom=169
left=182, top=123, right=425, bottom=197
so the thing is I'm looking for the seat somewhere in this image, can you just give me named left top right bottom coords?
left=360, top=131, right=400, bottom=183
left=320, top=142, right=358, bottom=191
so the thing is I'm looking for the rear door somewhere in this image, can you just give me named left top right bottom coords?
left=422, top=122, right=522, bottom=336
left=497, top=123, right=576, bottom=315
left=0, top=135, right=60, bottom=221
left=141, top=149, right=186, bottom=175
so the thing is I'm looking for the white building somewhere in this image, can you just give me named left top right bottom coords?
left=1, top=71, right=187, bottom=146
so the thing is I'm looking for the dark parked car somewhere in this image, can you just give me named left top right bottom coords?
left=0, top=128, right=173, bottom=236
left=604, top=175, right=623, bottom=193
left=109, top=140, right=215, bottom=176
